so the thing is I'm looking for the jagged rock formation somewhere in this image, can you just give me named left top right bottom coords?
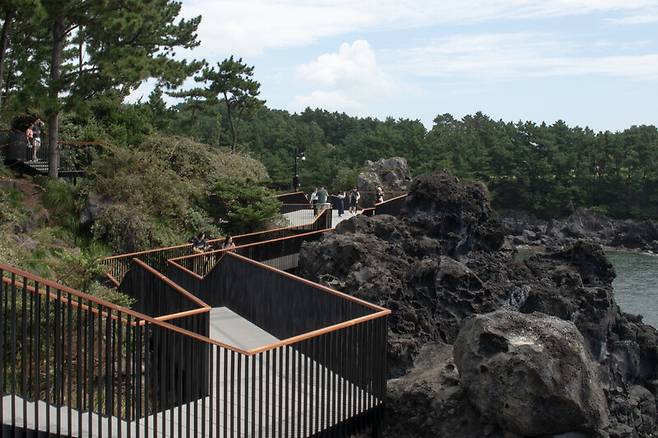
left=298, top=171, right=658, bottom=437
left=502, top=209, right=658, bottom=253
left=357, top=157, right=412, bottom=207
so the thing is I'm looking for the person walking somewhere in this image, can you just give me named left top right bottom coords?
left=31, top=118, right=44, bottom=161
left=349, top=187, right=360, bottom=214
left=317, top=186, right=328, bottom=215
left=336, top=191, right=346, bottom=216
left=317, top=186, right=328, bottom=205
left=310, top=188, right=319, bottom=214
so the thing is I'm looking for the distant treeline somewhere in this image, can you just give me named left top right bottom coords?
left=5, top=90, right=657, bottom=218
left=155, top=101, right=658, bottom=219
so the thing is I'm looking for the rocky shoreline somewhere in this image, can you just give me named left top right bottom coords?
left=502, top=209, right=658, bottom=254
left=298, top=172, right=658, bottom=437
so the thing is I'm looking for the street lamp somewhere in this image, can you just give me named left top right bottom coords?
left=293, top=148, right=305, bottom=190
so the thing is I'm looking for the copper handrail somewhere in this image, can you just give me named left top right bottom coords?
left=131, top=257, right=211, bottom=310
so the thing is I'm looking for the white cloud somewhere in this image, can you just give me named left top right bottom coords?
left=387, top=33, right=658, bottom=80
left=291, top=40, right=392, bottom=114
left=180, top=0, right=658, bottom=56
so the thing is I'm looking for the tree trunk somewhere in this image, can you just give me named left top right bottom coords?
left=0, top=9, right=14, bottom=112
left=224, top=93, right=237, bottom=152
left=48, top=16, right=65, bottom=178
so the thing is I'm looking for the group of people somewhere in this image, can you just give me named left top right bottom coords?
left=190, top=232, right=235, bottom=254
left=310, top=187, right=367, bottom=216
left=25, top=118, right=45, bottom=162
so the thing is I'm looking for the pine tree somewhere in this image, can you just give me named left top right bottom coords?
left=196, top=56, right=265, bottom=152
left=35, top=0, right=202, bottom=176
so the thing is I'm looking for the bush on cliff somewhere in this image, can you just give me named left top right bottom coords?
left=80, top=134, right=272, bottom=251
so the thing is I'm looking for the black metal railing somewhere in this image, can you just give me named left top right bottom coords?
left=276, top=191, right=310, bottom=204
left=1, top=259, right=389, bottom=437
left=103, top=208, right=333, bottom=286
left=168, top=228, right=329, bottom=279
left=374, top=194, right=407, bottom=216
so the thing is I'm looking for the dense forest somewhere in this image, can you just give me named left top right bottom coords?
left=95, top=97, right=658, bottom=219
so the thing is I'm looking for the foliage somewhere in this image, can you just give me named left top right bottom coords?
left=2, top=0, right=202, bottom=176
left=80, top=134, right=269, bottom=251
left=207, top=178, right=281, bottom=235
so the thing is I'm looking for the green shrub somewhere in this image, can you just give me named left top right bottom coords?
left=139, top=134, right=269, bottom=183
left=207, top=178, right=281, bottom=234
left=90, top=203, right=178, bottom=252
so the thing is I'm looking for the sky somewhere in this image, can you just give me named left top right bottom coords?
left=131, top=0, right=658, bottom=132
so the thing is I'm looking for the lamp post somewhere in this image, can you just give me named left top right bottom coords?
left=292, top=148, right=305, bottom=190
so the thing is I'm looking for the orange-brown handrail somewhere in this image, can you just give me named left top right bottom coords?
left=1, top=257, right=389, bottom=356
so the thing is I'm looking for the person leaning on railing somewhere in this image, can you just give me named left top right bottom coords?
left=190, top=232, right=209, bottom=254
left=222, top=235, right=236, bottom=251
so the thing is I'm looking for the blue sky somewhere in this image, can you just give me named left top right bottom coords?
left=133, top=0, right=658, bottom=132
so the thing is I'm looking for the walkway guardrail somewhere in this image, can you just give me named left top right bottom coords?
left=2, top=251, right=389, bottom=437
left=102, top=209, right=332, bottom=287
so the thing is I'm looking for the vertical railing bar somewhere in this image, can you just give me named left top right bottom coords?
left=178, top=333, right=184, bottom=438
left=76, top=296, right=83, bottom=437
left=28, top=278, right=34, bottom=409
left=34, top=283, right=41, bottom=434
left=230, top=350, right=235, bottom=438
left=193, top=337, right=199, bottom=438
left=223, top=348, right=228, bottom=438
left=117, top=313, right=123, bottom=438
left=145, top=323, right=152, bottom=438
left=278, top=347, right=283, bottom=438
left=21, top=276, right=28, bottom=432
left=252, top=352, right=256, bottom=437
left=151, top=326, right=158, bottom=438
left=202, top=334, right=207, bottom=438
left=265, top=349, right=271, bottom=438
left=169, top=329, right=176, bottom=438
left=107, top=307, right=114, bottom=438
left=161, top=327, right=168, bottom=438
left=136, top=320, right=143, bottom=438
left=329, top=331, right=336, bottom=432
left=97, top=303, right=103, bottom=438
left=0, top=270, right=4, bottom=434
left=87, top=302, right=94, bottom=438
left=185, top=335, right=191, bottom=438
left=286, top=345, right=291, bottom=437
left=67, top=293, right=73, bottom=437
left=10, top=274, right=16, bottom=434
left=304, top=343, right=310, bottom=438
left=314, top=336, right=320, bottom=436
left=55, top=288, right=62, bottom=436
left=290, top=346, right=295, bottom=438
left=215, top=346, right=221, bottom=438
left=297, top=344, right=303, bottom=438
left=243, top=354, right=248, bottom=437
left=237, top=353, right=242, bottom=438
left=320, top=334, right=326, bottom=433
left=126, top=315, right=133, bottom=438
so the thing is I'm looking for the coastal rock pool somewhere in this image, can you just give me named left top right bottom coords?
left=608, top=251, right=658, bottom=328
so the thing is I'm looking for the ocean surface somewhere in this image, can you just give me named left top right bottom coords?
left=608, top=251, right=658, bottom=328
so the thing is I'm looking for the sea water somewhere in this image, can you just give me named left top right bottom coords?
left=608, top=251, right=658, bottom=328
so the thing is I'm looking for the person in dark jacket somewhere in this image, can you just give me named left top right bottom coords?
left=349, top=188, right=360, bottom=214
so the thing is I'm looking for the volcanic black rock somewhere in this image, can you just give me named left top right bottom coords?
left=454, top=310, right=608, bottom=436
left=297, top=171, right=658, bottom=437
